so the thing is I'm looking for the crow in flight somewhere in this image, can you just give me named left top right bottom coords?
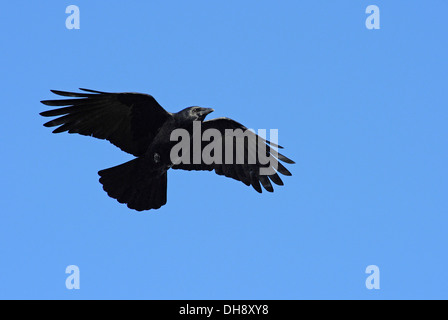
left=40, top=89, right=294, bottom=211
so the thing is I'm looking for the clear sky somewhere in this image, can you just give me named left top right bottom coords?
left=0, top=1, right=447, bottom=299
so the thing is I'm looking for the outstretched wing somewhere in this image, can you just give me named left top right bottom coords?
left=172, top=117, right=295, bottom=193
left=40, top=88, right=171, bottom=157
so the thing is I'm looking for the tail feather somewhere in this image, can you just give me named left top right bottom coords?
left=98, top=158, right=167, bottom=211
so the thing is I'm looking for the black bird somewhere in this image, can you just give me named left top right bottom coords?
left=40, top=89, right=294, bottom=211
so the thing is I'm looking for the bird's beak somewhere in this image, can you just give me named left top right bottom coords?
left=201, top=108, right=214, bottom=116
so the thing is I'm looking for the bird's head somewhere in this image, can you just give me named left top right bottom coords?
left=184, top=106, right=215, bottom=121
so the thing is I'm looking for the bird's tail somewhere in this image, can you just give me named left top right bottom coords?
left=98, top=158, right=167, bottom=211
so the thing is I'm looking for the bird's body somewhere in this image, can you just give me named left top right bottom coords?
left=40, top=89, right=294, bottom=211
left=145, top=116, right=177, bottom=167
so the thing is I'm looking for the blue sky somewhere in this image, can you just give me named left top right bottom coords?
left=0, top=1, right=447, bottom=299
